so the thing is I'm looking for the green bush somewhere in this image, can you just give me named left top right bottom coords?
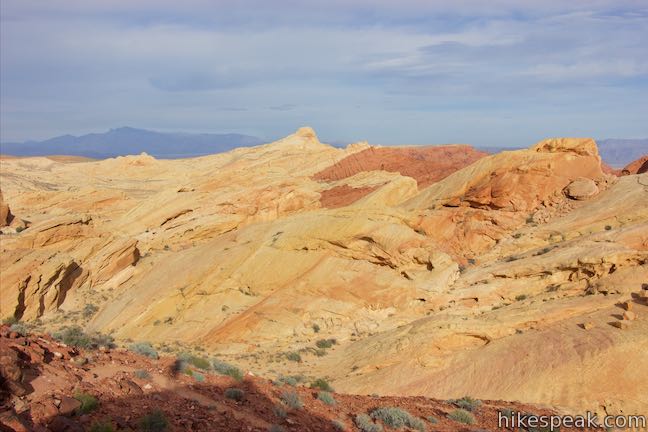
left=53, top=326, right=113, bottom=349
left=312, top=323, right=320, bottom=333
left=515, top=294, right=527, bottom=301
left=139, top=409, right=169, bottom=432
left=355, top=414, right=383, bottom=432
left=426, top=416, right=438, bottom=424
left=129, top=342, right=158, bottom=359
left=9, top=323, right=27, bottom=336
left=224, top=388, right=245, bottom=401
left=275, top=375, right=301, bottom=386
left=83, top=304, right=99, bottom=318
left=15, top=226, right=25, bottom=233
left=185, top=354, right=210, bottom=370
left=2, top=316, right=19, bottom=325
left=317, top=391, right=336, bottom=405
left=134, top=370, right=151, bottom=380
left=370, top=407, right=425, bottom=431
left=315, top=338, right=336, bottom=349
left=211, top=358, right=243, bottom=381
left=447, top=409, right=476, bottom=424
left=332, top=419, right=347, bottom=431
left=285, top=352, right=301, bottom=362
left=193, top=372, right=205, bottom=382
left=89, top=421, right=114, bottom=432
left=310, top=378, right=334, bottom=392
left=280, top=390, right=303, bottom=409
left=453, top=395, right=482, bottom=412
left=74, top=392, right=99, bottom=414
left=273, top=405, right=287, bottom=418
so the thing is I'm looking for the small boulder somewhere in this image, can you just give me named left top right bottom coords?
left=611, top=321, right=630, bottom=330
left=58, top=396, right=81, bottom=416
left=566, top=178, right=598, bottom=200
left=623, top=311, right=636, bottom=321
left=582, top=322, right=595, bottom=330
left=622, top=301, right=633, bottom=311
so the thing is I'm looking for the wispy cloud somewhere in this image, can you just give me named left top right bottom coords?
left=1, top=0, right=647, bottom=145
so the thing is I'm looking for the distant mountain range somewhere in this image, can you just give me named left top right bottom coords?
left=0, top=127, right=264, bottom=159
left=1, top=127, right=645, bottom=166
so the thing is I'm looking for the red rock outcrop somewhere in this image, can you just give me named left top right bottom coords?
left=319, top=184, right=381, bottom=208
left=616, top=155, right=648, bottom=175
left=313, top=145, right=488, bottom=187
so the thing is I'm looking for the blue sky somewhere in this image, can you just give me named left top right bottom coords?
left=1, top=0, right=647, bottom=146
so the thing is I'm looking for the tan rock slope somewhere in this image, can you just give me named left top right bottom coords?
left=1, top=129, right=646, bottom=418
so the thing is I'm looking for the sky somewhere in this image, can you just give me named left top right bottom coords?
left=1, top=0, right=647, bottom=146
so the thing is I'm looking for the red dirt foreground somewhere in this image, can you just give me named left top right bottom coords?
left=313, top=145, right=488, bottom=188
left=1, top=326, right=598, bottom=432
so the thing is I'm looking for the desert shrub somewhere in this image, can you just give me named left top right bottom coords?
left=315, top=338, right=336, bottom=349
left=447, top=409, right=476, bottom=424
left=187, top=355, right=210, bottom=370
left=9, top=323, right=27, bottom=336
left=268, top=425, right=285, bottom=432
left=285, top=352, right=301, bottom=362
left=355, top=414, right=383, bottom=432
left=314, top=348, right=327, bottom=357
left=129, top=342, right=158, bottom=359
left=89, top=421, right=114, bottom=432
left=138, top=409, right=168, bottom=432
left=280, top=390, right=303, bottom=409
left=317, top=391, right=336, bottom=405
left=211, top=358, right=243, bottom=381
left=312, top=323, right=320, bottom=333
left=83, top=304, right=98, bottom=318
left=134, top=370, right=151, bottom=380
left=605, top=225, right=612, bottom=231
left=193, top=372, right=205, bottom=382
left=499, top=408, right=514, bottom=418
left=53, top=326, right=114, bottom=349
left=370, top=407, right=425, bottom=431
left=515, top=294, right=527, bottom=301
left=275, top=375, right=301, bottom=386
left=453, top=396, right=482, bottom=412
left=310, top=378, right=334, bottom=392
left=74, top=392, right=99, bottom=414
left=426, top=416, right=438, bottom=424
left=224, top=388, right=245, bottom=401
left=273, top=404, right=287, bottom=418
left=332, top=419, right=347, bottom=431
left=184, top=368, right=194, bottom=377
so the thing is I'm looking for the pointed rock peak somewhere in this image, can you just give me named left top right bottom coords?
left=531, top=138, right=599, bottom=157
left=271, top=126, right=327, bottom=150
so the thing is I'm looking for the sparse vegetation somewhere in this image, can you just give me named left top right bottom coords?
left=211, top=358, right=243, bottom=381
left=15, top=226, right=26, bottom=233
left=312, top=323, right=320, bottom=333
left=224, top=387, right=245, bottom=401
left=515, top=294, right=528, bottom=301
left=83, top=303, right=99, bottom=318
left=370, top=407, right=425, bottom=431
left=332, top=419, right=347, bottom=431
left=138, top=409, right=169, bottom=432
left=315, top=338, right=337, bottom=349
left=452, top=396, right=482, bottom=412
left=286, top=351, right=302, bottom=362
left=426, top=416, right=438, bottom=424
left=280, top=390, right=303, bottom=409
left=2, top=316, right=19, bottom=325
left=317, top=391, right=336, bottom=405
left=74, top=392, right=99, bottom=414
left=268, top=425, right=285, bottom=432
left=193, top=372, right=205, bottom=382
left=185, top=354, right=210, bottom=370
left=129, top=342, right=158, bottom=359
left=448, top=409, right=476, bottom=424
left=89, top=421, right=114, bottom=432
left=273, top=405, right=287, bottom=418
left=134, top=370, right=151, bottom=380
left=9, top=323, right=27, bottom=336
left=310, top=378, right=334, bottom=392
left=275, top=375, right=301, bottom=386
left=355, top=414, right=383, bottom=432
left=53, top=326, right=114, bottom=349
left=605, top=225, right=612, bottom=231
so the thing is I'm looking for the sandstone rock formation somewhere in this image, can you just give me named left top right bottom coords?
left=0, top=129, right=646, bottom=417
left=617, top=154, right=648, bottom=175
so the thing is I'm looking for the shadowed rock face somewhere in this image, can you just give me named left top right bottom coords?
left=0, top=189, right=14, bottom=227
left=0, top=129, right=646, bottom=416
